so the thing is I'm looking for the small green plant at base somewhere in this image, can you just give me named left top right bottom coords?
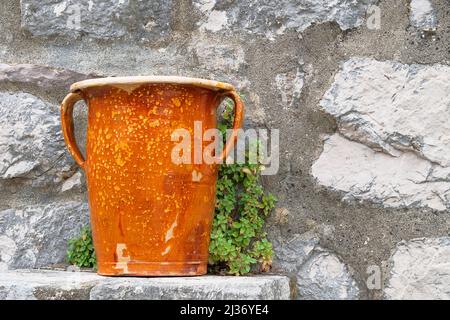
left=67, top=226, right=97, bottom=268
left=208, top=95, right=276, bottom=275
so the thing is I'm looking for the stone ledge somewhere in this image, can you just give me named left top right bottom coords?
left=0, top=270, right=291, bottom=300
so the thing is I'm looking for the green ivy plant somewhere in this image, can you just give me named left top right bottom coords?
left=67, top=95, right=276, bottom=275
left=67, top=226, right=97, bottom=268
left=208, top=96, right=276, bottom=275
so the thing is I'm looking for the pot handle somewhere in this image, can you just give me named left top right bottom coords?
left=61, top=92, right=86, bottom=170
left=217, top=90, right=244, bottom=163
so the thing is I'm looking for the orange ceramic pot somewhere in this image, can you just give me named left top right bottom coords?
left=61, top=76, right=243, bottom=276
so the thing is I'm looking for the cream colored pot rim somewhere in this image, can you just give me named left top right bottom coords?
left=70, top=76, right=235, bottom=92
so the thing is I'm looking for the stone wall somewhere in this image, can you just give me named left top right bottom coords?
left=0, top=0, right=449, bottom=300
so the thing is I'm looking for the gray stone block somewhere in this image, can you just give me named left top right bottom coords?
left=20, top=0, right=172, bottom=41
left=0, top=201, right=89, bottom=270
left=296, top=248, right=360, bottom=300
left=0, top=269, right=100, bottom=300
left=0, top=91, right=74, bottom=187
left=194, top=0, right=378, bottom=38
left=0, top=269, right=291, bottom=300
left=271, top=231, right=360, bottom=300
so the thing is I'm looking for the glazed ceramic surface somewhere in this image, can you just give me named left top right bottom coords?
left=61, top=76, right=243, bottom=276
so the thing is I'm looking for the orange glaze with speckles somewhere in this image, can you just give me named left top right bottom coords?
left=61, top=77, right=244, bottom=276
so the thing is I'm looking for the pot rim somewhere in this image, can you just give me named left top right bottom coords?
left=70, top=76, right=235, bottom=92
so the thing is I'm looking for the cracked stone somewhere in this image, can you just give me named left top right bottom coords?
left=313, top=58, right=450, bottom=211
left=320, top=58, right=450, bottom=166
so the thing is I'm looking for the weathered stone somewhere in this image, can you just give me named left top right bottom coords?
left=185, top=37, right=250, bottom=94
left=321, top=58, right=450, bottom=166
left=270, top=230, right=358, bottom=300
left=0, top=63, right=99, bottom=92
left=194, top=0, right=377, bottom=38
left=61, top=171, right=83, bottom=193
left=314, top=58, right=450, bottom=211
left=91, top=275, right=291, bottom=300
left=0, top=92, right=74, bottom=187
left=0, top=270, right=291, bottom=300
left=384, top=237, right=450, bottom=300
left=0, top=236, right=16, bottom=271
left=271, top=232, right=319, bottom=273
left=410, top=0, right=437, bottom=30
left=0, top=269, right=99, bottom=300
left=20, top=0, right=172, bottom=41
left=0, top=201, right=89, bottom=269
left=188, top=37, right=246, bottom=75
left=312, top=134, right=450, bottom=211
left=296, top=247, right=360, bottom=300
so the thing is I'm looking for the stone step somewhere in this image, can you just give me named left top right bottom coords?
left=0, top=269, right=292, bottom=300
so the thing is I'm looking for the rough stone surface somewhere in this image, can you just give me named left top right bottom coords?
left=91, top=275, right=291, bottom=300
left=61, top=171, right=83, bottom=193
left=296, top=247, right=360, bottom=300
left=314, top=58, right=450, bottom=211
left=0, top=63, right=99, bottom=92
left=194, top=0, right=378, bottom=38
left=0, top=201, right=89, bottom=270
left=312, top=134, right=450, bottom=211
left=384, top=237, right=450, bottom=300
left=410, top=0, right=437, bottom=30
left=320, top=58, right=450, bottom=166
left=20, top=0, right=173, bottom=42
left=0, top=270, right=291, bottom=300
left=271, top=231, right=360, bottom=300
left=272, top=232, right=319, bottom=273
left=187, top=36, right=247, bottom=79
left=0, top=92, right=74, bottom=188
left=0, top=269, right=100, bottom=300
